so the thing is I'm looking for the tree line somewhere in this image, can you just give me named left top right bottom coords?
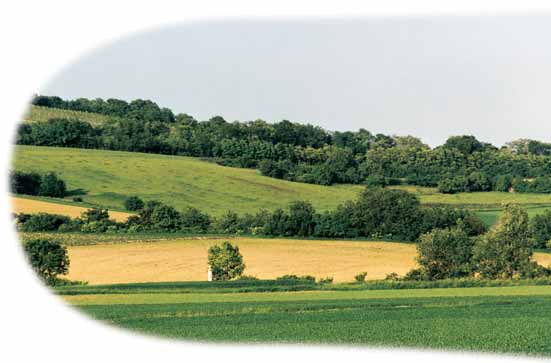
left=18, top=95, right=551, bottom=191
left=15, top=188, right=486, bottom=242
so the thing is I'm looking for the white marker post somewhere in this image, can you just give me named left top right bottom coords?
left=208, top=265, right=213, bottom=282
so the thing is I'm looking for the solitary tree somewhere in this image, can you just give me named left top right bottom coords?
left=24, top=239, right=69, bottom=285
left=473, top=204, right=532, bottom=278
left=416, top=227, right=474, bottom=280
left=207, top=241, right=245, bottom=281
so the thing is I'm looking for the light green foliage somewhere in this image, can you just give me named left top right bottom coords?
left=417, top=227, right=474, bottom=280
left=473, top=204, right=533, bottom=278
left=207, top=241, right=245, bottom=281
left=24, top=105, right=113, bottom=126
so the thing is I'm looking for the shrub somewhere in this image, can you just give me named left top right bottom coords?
left=38, top=172, right=66, bottom=198
left=181, top=207, right=211, bottom=233
left=72, top=197, right=83, bottom=202
left=416, top=227, right=474, bottom=280
left=10, top=171, right=41, bottom=195
left=124, top=196, right=144, bottom=211
left=150, top=204, right=182, bottom=232
left=275, top=274, right=316, bottom=283
left=19, top=213, right=70, bottom=232
left=403, top=268, right=428, bottom=281
left=207, top=241, right=245, bottom=281
left=473, top=204, right=533, bottom=279
left=24, top=239, right=69, bottom=284
left=354, top=272, right=368, bottom=283
left=385, top=272, right=400, bottom=281
left=237, top=275, right=259, bottom=281
left=318, top=276, right=334, bottom=284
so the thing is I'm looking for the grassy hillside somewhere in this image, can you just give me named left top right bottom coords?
left=23, top=105, right=113, bottom=126
left=13, top=145, right=551, bottom=221
left=12, top=146, right=364, bottom=215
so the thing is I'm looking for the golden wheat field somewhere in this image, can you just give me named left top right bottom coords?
left=64, top=238, right=418, bottom=284
left=11, top=197, right=131, bottom=222
left=63, top=237, right=551, bottom=284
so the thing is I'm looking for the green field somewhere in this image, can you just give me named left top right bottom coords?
left=58, top=281, right=551, bottom=355
left=13, top=145, right=551, bottom=220
left=12, top=146, right=363, bottom=215
left=23, top=105, right=114, bottom=126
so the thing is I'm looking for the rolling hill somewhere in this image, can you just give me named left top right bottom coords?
left=12, top=146, right=364, bottom=215
left=13, top=145, right=551, bottom=221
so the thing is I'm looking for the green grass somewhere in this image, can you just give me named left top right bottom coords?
left=12, top=146, right=363, bottom=215
left=60, top=282, right=551, bottom=355
left=23, top=105, right=114, bottom=126
left=392, top=185, right=551, bottom=207
left=13, top=145, right=551, bottom=220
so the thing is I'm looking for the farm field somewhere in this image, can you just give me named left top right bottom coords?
left=23, top=105, right=114, bottom=126
left=61, top=237, right=417, bottom=284
left=20, top=233, right=551, bottom=285
left=11, top=196, right=131, bottom=222
left=58, top=282, right=551, bottom=355
left=12, top=146, right=363, bottom=216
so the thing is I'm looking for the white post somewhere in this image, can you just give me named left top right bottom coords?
left=207, top=265, right=213, bottom=282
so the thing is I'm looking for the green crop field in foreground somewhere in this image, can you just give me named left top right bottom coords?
left=62, top=283, right=551, bottom=355
left=12, top=146, right=363, bottom=215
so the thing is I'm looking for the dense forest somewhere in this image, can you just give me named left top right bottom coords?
left=19, top=95, right=551, bottom=192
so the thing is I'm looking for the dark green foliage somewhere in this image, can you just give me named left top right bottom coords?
left=416, top=228, right=474, bottom=280
left=443, top=135, right=485, bottom=155
left=275, top=275, right=316, bottom=283
left=354, top=272, right=368, bottom=283
left=23, top=96, right=551, bottom=190
left=150, top=204, right=182, bottom=232
left=17, top=118, right=99, bottom=148
left=287, top=201, right=316, bottom=237
left=24, top=238, right=69, bottom=284
left=10, top=171, right=42, bottom=195
left=207, top=241, right=245, bottom=281
left=353, top=188, right=421, bottom=240
left=494, top=174, right=513, bottom=192
left=365, top=174, right=386, bottom=188
left=530, top=210, right=551, bottom=248
left=124, top=196, right=144, bottom=211
left=38, top=172, right=66, bottom=197
left=18, top=213, right=71, bottom=232
left=181, top=207, right=211, bottom=233
left=10, top=171, right=67, bottom=197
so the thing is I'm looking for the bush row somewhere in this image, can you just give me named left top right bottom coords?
left=10, top=171, right=66, bottom=198
left=15, top=188, right=486, bottom=241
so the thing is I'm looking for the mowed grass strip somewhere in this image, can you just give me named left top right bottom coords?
left=12, top=146, right=363, bottom=216
left=63, top=285, right=551, bottom=305
left=59, top=236, right=551, bottom=285
left=11, top=197, right=131, bottom=222
left=391, top=185, right=551, bottom=207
